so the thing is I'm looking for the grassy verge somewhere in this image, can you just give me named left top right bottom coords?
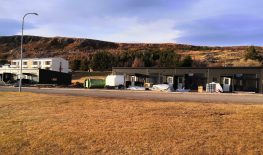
left=0, top=92, right=263, bottom=154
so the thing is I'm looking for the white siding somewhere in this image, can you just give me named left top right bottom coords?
left=9, top=58, right=70, bottom=73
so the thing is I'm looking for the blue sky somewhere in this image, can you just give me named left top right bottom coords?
left=0, top=0, right=263, bottom=46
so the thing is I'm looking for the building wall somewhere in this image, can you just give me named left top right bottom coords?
left=0, top=68, right=72, bottom=85
left=112, top=67, right=263, bottom=93
left=50, top=58, right=70, bottom=73
left=10, top=58, right=70, bottom=73
left=0, top=68, right=40, bottom=83
left=39, top=69, right=72, bottom=85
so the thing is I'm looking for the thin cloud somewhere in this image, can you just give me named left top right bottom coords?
left=0, top=0, right=263, bottom=45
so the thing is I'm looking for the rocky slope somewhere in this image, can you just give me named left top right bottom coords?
left=0, top=35, right=262, bottom=66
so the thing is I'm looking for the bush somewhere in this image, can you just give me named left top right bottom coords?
left=244, top=46, right=262, bottom=61
left=80, top=59, right=90, bottom=71
left=0, top=59, right=8, bottom=66
left=180, top=55, right=193, bottom=67
left=159, top=50, right=180, bottom=67
left=70, top=59, right=81, bottom=71
left=90, top=51, right=113, bottom=71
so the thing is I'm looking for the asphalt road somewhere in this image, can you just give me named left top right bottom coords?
left=1, top=87, right=263, bottom=104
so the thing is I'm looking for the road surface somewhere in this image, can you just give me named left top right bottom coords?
left=0, top=87, right=263, bottom=104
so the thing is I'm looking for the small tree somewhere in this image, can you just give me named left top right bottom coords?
left=132, top=57, right=144, bottom=67
left=244, top=46, right=261, bottom=61
left=90, top=51, right=113, bottom=71
left=180, top=55, right=193, bottom=67
left=0, top=59, right=8, bottom=66
left=80, top=59, right=90, bottom=71
left=159, top=50, right=180, bottom=67
left=70, top=59, right=81, bottom=71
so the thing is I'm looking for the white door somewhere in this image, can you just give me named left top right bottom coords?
left=167, top=76, right=174, bottom=85
left=223, top=77, right=231, bottom=92
left=177, top=77, right=184, bottom=89
left=131, top=76, right=136, bottom=86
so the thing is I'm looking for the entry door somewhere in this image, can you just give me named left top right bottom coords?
left=177, top=76, right=185, bottom=89
left=167, top=76, right=174, bottom=85
left=131, top=76, right=136, bottom=86
left=223, top=77, right=231, bottom=92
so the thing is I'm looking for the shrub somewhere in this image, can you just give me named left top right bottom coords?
left=244, top=46, right=262, bottom=61
left=180, top=55, right=193, bottom=67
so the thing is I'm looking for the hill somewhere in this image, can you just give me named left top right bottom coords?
left=0, top=35, right=262, bottom=69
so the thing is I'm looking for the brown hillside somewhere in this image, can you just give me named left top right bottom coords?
left=0, top=35, right=262, bottom=67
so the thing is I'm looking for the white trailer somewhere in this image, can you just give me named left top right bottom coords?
left=105, top=75, right=125, bottom=89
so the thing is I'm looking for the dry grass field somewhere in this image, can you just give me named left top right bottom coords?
left=0, top=92, right=263, bottom=154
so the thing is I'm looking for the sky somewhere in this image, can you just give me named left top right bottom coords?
left=0, top=0, right=263, bottom=46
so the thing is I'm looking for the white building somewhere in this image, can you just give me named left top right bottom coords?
left=10, top=57, right=70, bottom=73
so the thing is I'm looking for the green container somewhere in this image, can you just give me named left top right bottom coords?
left=84, top=79, right=105, bottom=88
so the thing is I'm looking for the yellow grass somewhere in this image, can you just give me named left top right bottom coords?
left=177, top=50, right=246, bottom=66
left=0, top=92, right=263, bottom=154
left=72, top=76, right=106, bottom=83
left=71, top=71, right=109, bottom=83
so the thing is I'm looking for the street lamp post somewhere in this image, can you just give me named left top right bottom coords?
left=19, top=13, right=38, bottom=92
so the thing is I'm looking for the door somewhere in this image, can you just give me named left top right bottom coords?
left=223, top=77, right=231, bottom=92
left=131, top=76, right=136, bottom=86
left=167, top=76, right=174, bottom=85
left=177, top=76, right=185, bottom=89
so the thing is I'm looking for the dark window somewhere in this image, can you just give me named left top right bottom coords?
left=243, top=74, right=257, bottom=79
left=45, top=61, right=51, bottom=65
left=178, top=77, right=183, bottom=83
left=213, top=77, right=217, bottom=82
left=33, top=61, right=38, bottom=65
left=225, top=79, right=230, bottom=84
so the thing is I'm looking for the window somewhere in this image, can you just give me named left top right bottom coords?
left=45, top=61, right=51, bottom=65
left=131, top=76, right=136, bottom=82
left=11, top=62, right=17, bottom=65
left=178, top=77, right=183, bottom=83
left=23, top=62, right=27, bottom=65
left=225, top=79, right=230, bottom=85
left=213, top=77, right=217, bottom=82
left=33, top=61, right=38, bottom=65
